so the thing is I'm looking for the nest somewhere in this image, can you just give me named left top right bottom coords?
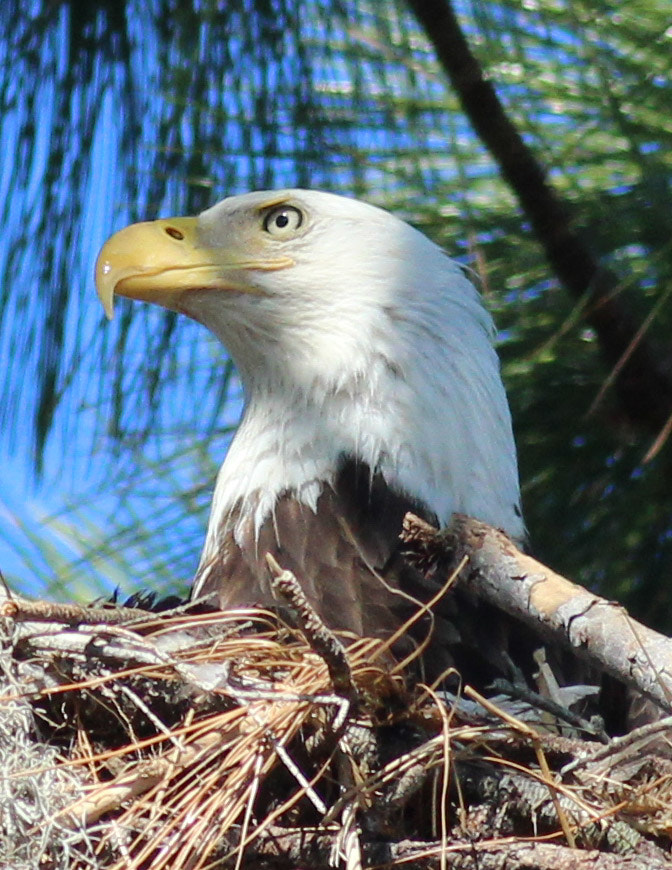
left=3, top=518, right=672, bottom=869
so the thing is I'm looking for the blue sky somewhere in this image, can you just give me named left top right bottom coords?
left=0, top=4, right=207, bottom=597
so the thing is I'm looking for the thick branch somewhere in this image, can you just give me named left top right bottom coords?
left=407, top=0, right=672, bottom=429
left=243, top=825, right=671, bottom=869
left=402, top=513, right=672, bottom=714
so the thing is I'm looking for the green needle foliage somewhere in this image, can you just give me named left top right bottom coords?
left=0, top=0, right=670, bottom=628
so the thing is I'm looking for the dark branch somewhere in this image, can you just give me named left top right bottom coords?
left=407, top=0, right=672, bottom=429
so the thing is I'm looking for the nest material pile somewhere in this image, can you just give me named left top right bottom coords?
left=3, top=519, right=672, bottom=869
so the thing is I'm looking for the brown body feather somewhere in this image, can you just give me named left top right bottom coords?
left=193, top=459, right=437, bottom=641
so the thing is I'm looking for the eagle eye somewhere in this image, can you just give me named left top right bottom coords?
left=263, top=205, right=303, bottom=237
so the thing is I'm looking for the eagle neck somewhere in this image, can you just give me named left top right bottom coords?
left=199, top=356, right=422, bottom=561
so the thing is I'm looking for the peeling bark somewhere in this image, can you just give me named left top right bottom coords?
left=402, top=512, right=672, bottom=714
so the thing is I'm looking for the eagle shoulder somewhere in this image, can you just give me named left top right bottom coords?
left=192, top=457, right=437, bottom=639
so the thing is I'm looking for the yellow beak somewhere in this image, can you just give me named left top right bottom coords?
left=95, top=216, right=293, bottom=319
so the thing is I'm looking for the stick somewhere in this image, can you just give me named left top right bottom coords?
left=402, top=513, right=672, bottom=714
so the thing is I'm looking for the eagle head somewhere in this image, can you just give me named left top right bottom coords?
left=96, top=189, right=523, bottom=599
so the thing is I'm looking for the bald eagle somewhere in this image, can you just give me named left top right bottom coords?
left=96, top=190, right=523, bottom=642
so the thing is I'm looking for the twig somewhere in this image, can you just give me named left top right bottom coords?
left=561, top=715, right=672, bottom=777
left=489, top=678, right=607, bottom=742
left=1, top=597, right=151, bottom=625
left=266, top=554, right=358, bottom=701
